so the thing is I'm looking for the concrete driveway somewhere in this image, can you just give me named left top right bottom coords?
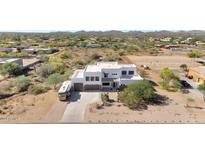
left=60, top=92, right=100, bottom=123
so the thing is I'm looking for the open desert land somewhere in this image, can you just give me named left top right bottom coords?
left=85, top=55, right=205, bottom=123
left=0, top=90, right=64, bottom=123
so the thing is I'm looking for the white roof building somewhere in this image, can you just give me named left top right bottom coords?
left=70, top=62, right=143, bottom=91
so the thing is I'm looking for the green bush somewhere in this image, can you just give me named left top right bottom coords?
left=59, top=50, right=72, bottom=59
left=45, top=73, right=64, bottom=89
left=159, top=67, right=181, bottom=91
left=28, top=85, right=50, bottom=95
left=101, top=93, right=109, bottom=103
left=12, top=76, right=31, bottom=92
left=187, top=51, right=203, bottom=58
left=119, top=80, right=156, bottom=110
left=0, top=62, right=22, bottom=76
left=180, top=64, right=188, bottom=71
left=198, top=84, right=205, bottom=92
left=7, top=52, right=29, bottom=58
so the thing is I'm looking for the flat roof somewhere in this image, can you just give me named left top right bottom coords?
left=0, top=58, right=21, bottom=63
left=85, top=62, right=136, bottom=72
left=58, top=80, right=72, bottom=93
left=85, top=65, right=101, bottom=72
left=72, top=69, right=84, bottom=78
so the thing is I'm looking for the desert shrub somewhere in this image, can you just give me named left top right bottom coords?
left=91, top=53, right=101, bottom=60
left=7, top=52, right=29, bottom=58
left=172, top=79, right=182, bottom=91
left=101, top=93, right=109, bottom=103
left=187, top=98, right=195, bottom=102
left=0, top=52, right=7, bottom=58
left=48, top=55, right=66, bottom=73
left=36, top=64, right=53, bottom=78
left=0, top=62, right=22, bottom=76
left=159, top=67, right=181, bottom=91
left=127, top=45, right=140, bottom=52
left=28, top=85, right=50, bottom=95
left=59, top=50, right=72, bottom=59
left=106, top=53, right=121, bottom=61
left=119, top=80, right=156, bottom=110
left=180, top=64, right=188, bottom=71
left=198, top=84, right=205, bottom=92
left=45, top=73, right=64, bottom=89
left=12, top=76, right=31, bottom=92
left=39, top=55, right=49, bottom=62
left=187, top=51, right=203, bottom=58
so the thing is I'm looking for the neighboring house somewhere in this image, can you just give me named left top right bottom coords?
left=86, top=43, right=101, bottom=48
left=0, top=58, right=23, bottom=66
left=187, top=66, right=205, bottom=85
left=0, top=47, right=12, bottom=53
left=70, top=62, right=143, bottom=91
left=23, top=48, right=54, bottom=54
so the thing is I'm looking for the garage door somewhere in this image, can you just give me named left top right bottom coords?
left=84, top=85, right=100, bottom=90
left=74, top=83, right=83, bottom=91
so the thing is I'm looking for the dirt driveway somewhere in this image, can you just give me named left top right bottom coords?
left=60, top=92, right=100, bottom=123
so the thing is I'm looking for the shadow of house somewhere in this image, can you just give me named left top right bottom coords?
left=68, top=92, right=82, bottom=102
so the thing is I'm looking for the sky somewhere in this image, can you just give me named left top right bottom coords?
left=0, top=0, right=205, bottom=32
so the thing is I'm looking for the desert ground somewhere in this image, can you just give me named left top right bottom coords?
left=0, top=54, right=205, bottom=124
left=0, top=89, right=66, bottom=123
left=84, top=55, right=205, bottom=123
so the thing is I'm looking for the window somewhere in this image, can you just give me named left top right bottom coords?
left=91, top=76, right=95, bottom=81
left=102, top=82, right=110, bottom=86
left=121, top=70, right=127, bottom=75
left=112, top=73, right=117, bottom=76
left=104, top=73, right=109, bottom=78
left=86, top=76, right=89, bottom=81
left=95, top=76, right=99, bottom=81
left=128, top=71, right=134, bottom=75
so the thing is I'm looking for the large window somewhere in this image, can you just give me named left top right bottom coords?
left=102, top=82, right=110, bottom=86
left=104, top=73, right=109, bottom=78
left=86, top=76, right=89, bottom=81
left=121, top=70, right=127, bottom=75
left=95, top=76, right=99, bottom=81
left=91, top=76, right=95, bottom=81
left=128, top=71, right=134, bottom=75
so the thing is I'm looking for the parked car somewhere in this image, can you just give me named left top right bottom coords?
left=180, top=80, right=192, bottom=89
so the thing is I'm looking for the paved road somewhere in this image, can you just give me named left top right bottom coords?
left=60, top=92, right=100, bottom=123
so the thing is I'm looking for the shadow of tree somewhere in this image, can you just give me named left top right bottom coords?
left=149, top=94, right=169, bottom=106
left=0, top=93, right=16, bottom=100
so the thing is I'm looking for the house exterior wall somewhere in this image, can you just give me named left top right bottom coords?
left=83, top=71, right=101, bottom=85
left=71, top=62, right=142, bottom=91
left=188, top=69, right=205, bottom=84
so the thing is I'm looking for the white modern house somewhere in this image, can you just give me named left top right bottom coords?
left=70, top=62, right=143, bottom=91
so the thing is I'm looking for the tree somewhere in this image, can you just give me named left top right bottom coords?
left=36, top=64, right=53, bottom=78
left=49, top=55, right=66, bottom=73
left=0, top=63, right=22, bottom=76
left=59, top=50, right=72, bottom=59
left=187, top=51, right=203, bottom=58
left=118, top=80, right=156, bottom=110
left=45, top=73, right=64, bottom=89
left=180, top=64, right=188, bottom=71
left=159, top=67, right=181, bottom=91
left=12, top=76, right=31, bottom=92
